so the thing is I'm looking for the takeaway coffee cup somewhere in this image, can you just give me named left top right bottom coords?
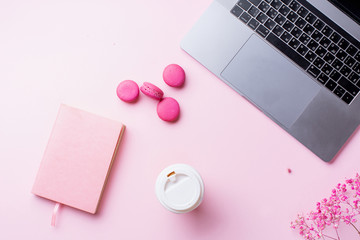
left=155, top=164, right=204, bottom=213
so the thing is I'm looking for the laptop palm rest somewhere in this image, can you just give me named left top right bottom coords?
left=221, top=34, right=321, bottom=129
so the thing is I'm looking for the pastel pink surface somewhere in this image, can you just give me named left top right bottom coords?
left=157, top=97, right=180, bottom=122
left=140, top=82, right=164, bottom=100
left=116, top=80, right=139, bottom=102
left=1, top=1, right=360, bottom=240
left=163, top=64, right=185, bottom=87
left=32, top=104, right=125, bottom=214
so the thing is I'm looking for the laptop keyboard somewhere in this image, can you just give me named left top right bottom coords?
left=231, top=0, right=360, bottom=104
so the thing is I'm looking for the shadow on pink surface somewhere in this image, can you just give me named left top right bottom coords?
left=167, top=188, right=231, bottom=238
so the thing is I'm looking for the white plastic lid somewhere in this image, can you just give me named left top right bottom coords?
left=155, top=164, right=204, bottom=213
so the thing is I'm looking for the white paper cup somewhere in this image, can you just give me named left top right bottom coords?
left=155, top=164, right=204, bottom=213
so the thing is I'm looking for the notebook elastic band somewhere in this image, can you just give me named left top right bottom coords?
left=51, top=203, right=61, bottom=227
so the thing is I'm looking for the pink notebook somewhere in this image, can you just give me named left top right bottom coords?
left=32, top=104, right=125, bottom=214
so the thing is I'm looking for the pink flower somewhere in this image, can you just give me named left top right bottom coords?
left=291, top=173, right=360, bottom=240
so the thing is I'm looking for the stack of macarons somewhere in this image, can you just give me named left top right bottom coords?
left=116, top=64, right=185, bottom=122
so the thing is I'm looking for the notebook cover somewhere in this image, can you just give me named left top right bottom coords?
left=32, top=104, right=125, bottom=214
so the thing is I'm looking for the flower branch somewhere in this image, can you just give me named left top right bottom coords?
left=291, top=173, right=360, bottom=240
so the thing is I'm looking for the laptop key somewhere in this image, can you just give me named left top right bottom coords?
left=322, top=64, right=333, bottom=75
left=290, top=27, right=301, bottom=38
left=338, top=77, right=360, bottom=96
left=288, top=0, right=300, bottom=11
left=330, top=70, right=341, bottom=81
left=334, top=86, right=345, bottom=98
left=324, top=52, right=335, bottom=64
left=256, top=25, right=270, bottom=37
left=332, top=59, right=343, bottom=70
left=336, top=49, right=347, bottom=61
left=344, top=56, right=355, bottom=68
left=231, top=5, right=244, bottom=17
left=258, top=1, right=271, bottom=12
left=270, top=0, right=282, bottom=10
left=248, top=6, right=260, bottom=17
left=338, top=38, right=349, bottom=50
left=313, top=57, right=325, bottom=69
left=272, top=25, right=284, bottom=36
left=311, top=30, right=323, bottom=42
left=297, top=44, right=308, bottom=55
left=328, top=43, right=339, bottom=54
left=294, top=18, right=306, bottom=29
left=299, top=33, right=310, bottom=45
left=346, top=45, right=357, bottom=56
left=248, top=18, right=260, bottom=30
left=278, top=5, right=290, bottom=16
left=240, top=12, right=252, bottom=23
left=307, top=65, right=321, bottom=78
left=342, top=92, right=354, bottom=104
left=325, top=79, right=336, bottom=91
left=264, top=18, right=276, bottom=30
left=289, top=37, right=300, bottom=49
left=355, top=52, right=360, bottom=61
left=340, top=65, right=351, bottom=77
left=266, top=7, right=278, bottom=19
left=315, top=46, right=326, bottom=57
left=257, top=12, right=268, bottom=23
left=297, top=6, right=308, bottom=18
left=303, top=24, right=315, bottom=35
left=353, top=62, right=360, bottom=74
left=287, top=11, right=298, bottom=22
left=349, top=72, right=359, bottom=84
left=317, top=73, right=329, bottom=84
left=319, top=37, right=331, bottom=48
left=266, top=32, right=310, bottom=70
left=274, top=13, right=286, bottom=25
left=237, top=0, right=252, bottom=11
left=313, top=19, right=325, bottom=31
left=321, top=25, right=333, bottom=37
left=330, top=32, right=341, bottom=43
left=283, top=20, right=294, bottom=32
left=249, top=0, right=262, bottom=6
left=280, top=31, right=292, bottom=43
left=305, top=50, right=316, bottom=62
left=305, top=13, right=316, bottom=24
left=307, top=40, right=318, bottom=51
left=336, top=86, right=345, bottom=95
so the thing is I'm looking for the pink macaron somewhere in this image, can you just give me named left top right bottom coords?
left=157, top=97, right=180, bottom=122
left=140, top=82, right=164, bottom=100
left=163, top=64, right=185, bottom=87
left=116, top=80, right=139, bottom=103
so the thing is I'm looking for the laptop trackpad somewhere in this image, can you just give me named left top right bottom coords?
left=221, top=34, right=321, bottom=129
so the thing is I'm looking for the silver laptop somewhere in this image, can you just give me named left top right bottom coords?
left=181, top=0, right=360, bottom=162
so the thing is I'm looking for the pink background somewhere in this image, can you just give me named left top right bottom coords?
left=1, top=0, right=359, bottom=239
